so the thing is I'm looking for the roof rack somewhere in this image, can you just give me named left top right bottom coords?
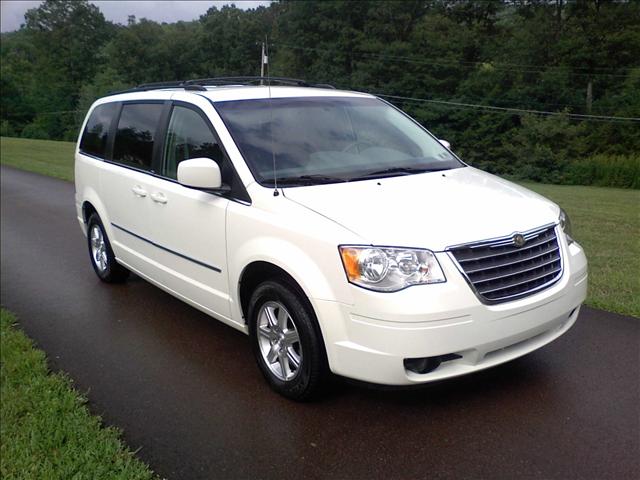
left=108, top=81, right=206, bottom=95
left=108, top=76, right=335, bottom=96
left=183, top=76, right=322, bottom=87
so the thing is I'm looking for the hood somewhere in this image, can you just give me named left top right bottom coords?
left=282, top=167, right=559, bottom=251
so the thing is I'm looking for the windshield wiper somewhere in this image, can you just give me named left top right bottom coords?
left=349, top=166, right=449, bottom=181
left=270, top=174, right=348, bottom=186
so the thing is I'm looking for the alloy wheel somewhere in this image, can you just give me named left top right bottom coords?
left=257, top=301, right=303, bottom=381
left=90, top=224, right=108, bottom=273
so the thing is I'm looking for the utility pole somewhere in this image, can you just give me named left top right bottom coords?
left=260, top=39, right=268, bottom=84
left=586, top=80, right=593, bottom=114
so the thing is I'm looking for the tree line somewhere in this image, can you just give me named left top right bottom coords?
left=1, top=0, right=638, bottom=187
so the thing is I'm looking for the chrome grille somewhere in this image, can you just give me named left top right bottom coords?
left=448, top=224, right=562, bottom=304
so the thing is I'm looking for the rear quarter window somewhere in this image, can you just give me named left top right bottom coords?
left=79, top=103, right=118, bottom=159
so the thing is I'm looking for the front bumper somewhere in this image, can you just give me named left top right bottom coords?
left=313, top=239, right=588, bottom=385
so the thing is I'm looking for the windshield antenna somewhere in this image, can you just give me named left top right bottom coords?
left=265, top=38, right=279, bottom=197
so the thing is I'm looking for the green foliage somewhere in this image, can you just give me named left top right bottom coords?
left=20, top=122, right=49, bottom=140
left=0, top=120, right=16, bottom=137
left=1, top=0, right=113, bottom=137
left=0, top=30, right=38, bottom=133
left=0, top=309, right=157, bottom=479
left=198, top=5, right=271, bottom=77
left=501, top=114, right=588, bottom=183
left=76, top=68, right=130, bottom=122
left=103, top=18, right=192, bottom=84
left=23, top=0, right=113, bottom=89
left=1, top=0, right=639, bottom=187
left=567, top=154, right=640, bottom=189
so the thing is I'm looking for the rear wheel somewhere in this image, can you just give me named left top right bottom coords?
left=248, top=279, right=328, bottom=401
left=87, top=213, right=129, bottom=283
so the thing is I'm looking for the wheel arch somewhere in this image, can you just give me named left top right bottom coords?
left=82, top=200, right=98, bottom=224
left=239, top=261, right=312, bottom=324
left=239, top=260, right=332, bottom=380
left=78, top=186, right=112, bottom=237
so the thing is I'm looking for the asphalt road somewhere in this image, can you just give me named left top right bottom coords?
left=1, top=165, right=639, bottom=480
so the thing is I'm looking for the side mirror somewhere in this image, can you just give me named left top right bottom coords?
left=177, top=158, right=223, bottom=190
left=438, top=139, right=451, bottom=150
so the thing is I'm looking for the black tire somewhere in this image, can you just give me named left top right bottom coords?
left=248, top=279, right=328, bottom=401
left=86, top=213, right=129, bottom=283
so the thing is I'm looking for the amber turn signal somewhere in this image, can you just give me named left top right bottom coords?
left=339, top=247, right=361, bottom=280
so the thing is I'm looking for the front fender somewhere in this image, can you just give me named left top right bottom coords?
left=229, top=235, right=359, bottom=374
left=230, top=237, right=344, bottom=300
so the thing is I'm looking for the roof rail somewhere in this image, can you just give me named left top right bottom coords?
left=107, top=76, right=335, bottom=96
left=108, top=81, right=206, bottom=96
left=183, top=76, right=335, bottom=88
left=139, top=80, right=207, bottom=91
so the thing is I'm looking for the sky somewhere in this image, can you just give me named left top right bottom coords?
left=0, top=0, right=272, bottom=32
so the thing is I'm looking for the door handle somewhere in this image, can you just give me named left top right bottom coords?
left=131, top=185, right=147, bottom=197
left=150, top=192, right=168, bottom=204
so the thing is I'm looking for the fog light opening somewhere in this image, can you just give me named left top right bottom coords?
left=404, top=356, right=442, bottom=374
left=404, top=353, right=462, bottom=375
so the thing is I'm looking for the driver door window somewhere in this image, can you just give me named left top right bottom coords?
left=163, top=105, right=224, bottom=179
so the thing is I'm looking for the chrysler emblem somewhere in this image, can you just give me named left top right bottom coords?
left=512, top=233, right=526, bottom=248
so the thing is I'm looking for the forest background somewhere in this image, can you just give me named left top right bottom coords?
left=1, top=0, right=638, bottom=187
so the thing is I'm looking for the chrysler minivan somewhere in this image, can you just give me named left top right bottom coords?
left=75, top=77, right=588, bottom=400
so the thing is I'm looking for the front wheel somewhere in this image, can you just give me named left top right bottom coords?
left=248, top=280, right=328, bottom=401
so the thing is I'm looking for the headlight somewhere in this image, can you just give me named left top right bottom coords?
left=559, top=208, right=574, bottom=244
left=339, top=246, right=446, bottom=292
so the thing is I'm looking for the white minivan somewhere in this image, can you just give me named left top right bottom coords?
left=75, top=77, right=588, bottom=400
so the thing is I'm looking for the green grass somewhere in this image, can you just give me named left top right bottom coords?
left=1, top=136, right=638, bottom=316
left=1, top=137, right=75, bottom=181
left=0, top=309, right=157, bottom=480
left=521, top=182, right=640, bottom=318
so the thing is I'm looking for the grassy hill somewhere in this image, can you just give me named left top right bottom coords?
left=1, top=137, right=76, bottom=182
left=1, top=136, right=638, bottom=317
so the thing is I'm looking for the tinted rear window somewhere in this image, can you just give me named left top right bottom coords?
left=112, top=103, right=163, bottom=171
left=79, top=103, right=118, bottom=158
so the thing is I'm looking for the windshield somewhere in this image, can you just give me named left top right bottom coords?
left=214, top=96, right=463, bottom=186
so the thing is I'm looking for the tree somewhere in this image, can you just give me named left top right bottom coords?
left=10, top=0, right=115, bottom=137
left=24, top=0, right=113, bottom=88
left=1, top=0, right=637, bottom=189
left=198, top=5, right=271, bottom=77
